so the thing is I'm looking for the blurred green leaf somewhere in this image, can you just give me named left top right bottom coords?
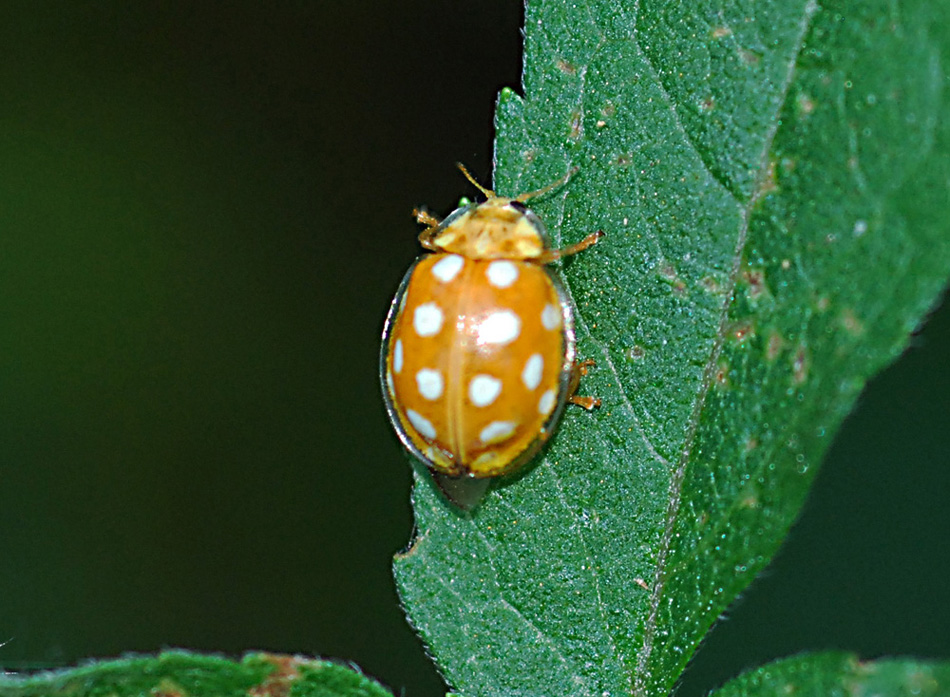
left=0, top=652, right=392, bottom=697
left=394, top=0, right=950, bottom=695
left=712, top=652, right=950, bottom=697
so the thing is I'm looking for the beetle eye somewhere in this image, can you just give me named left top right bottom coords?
left=509, top=200, right=528, bottom=214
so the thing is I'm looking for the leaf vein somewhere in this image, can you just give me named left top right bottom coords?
left=580, top=321, right=672, bottom=468
left=631, top=30, right=739, bottom=204
left=549, top=461, right=628, bottom=686
left=415, top=554, right=579, bottom=688
left=466, top=516, right=588, bottom=689
left=544, top=159, right=670, bottom=469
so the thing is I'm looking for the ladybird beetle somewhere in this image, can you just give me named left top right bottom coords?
left=380, top=165, right=601, bottom=502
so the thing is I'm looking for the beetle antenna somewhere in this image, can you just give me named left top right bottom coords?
left=456, top=163, right=496, bottom=199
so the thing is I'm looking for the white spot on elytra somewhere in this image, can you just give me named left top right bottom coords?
left=431, top=254, right=464, bottom=282
left=522, top=354, right=543, bottom=390
left=416, top=368, right=443, bottom=400
left=472, top=451, right=498, bottom=469
left=476, top=310, right=521, bottom=345
left=406, top=409, right=437, bottom=439
left=469, top=374, right=502, bottom=407
left=393, top=339, right=404, bottom=373
left=538, top=389, right=557, bottom=415
left=541, top=304, right=561, bottom=330
left=486, top=260, right=519, bottom=288
left=480, top=420, right=517, bottom=444
left=414, top=302, right=443, bottom=336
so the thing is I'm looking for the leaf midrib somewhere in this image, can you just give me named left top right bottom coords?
left=628, top=3, right=819, bottom=696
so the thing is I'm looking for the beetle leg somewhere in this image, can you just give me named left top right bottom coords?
left=538, top=230, right=604, bottom=264
left=569, top=395, right=601, bottom=410
left=414, top=208, right=441, bottom=227
left=414, top=208, right=442, bottom=250
left=574, top=358, right=596, bottom=376
left=567, top=359, right=601, bottom=410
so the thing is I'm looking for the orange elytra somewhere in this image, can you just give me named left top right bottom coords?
left=380, top=164, right=602, bottom=502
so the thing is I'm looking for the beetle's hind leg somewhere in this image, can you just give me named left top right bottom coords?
left=568, top=359, right=601, bottom=410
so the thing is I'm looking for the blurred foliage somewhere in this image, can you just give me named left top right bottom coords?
left=0, top=652, right=392, bottom=697
left=713, top=652, right=950, bottom=697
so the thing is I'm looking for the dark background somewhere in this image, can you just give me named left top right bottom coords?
left=0, top=5, right=946, bottom=697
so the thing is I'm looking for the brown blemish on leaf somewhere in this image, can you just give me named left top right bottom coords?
left=249, top=655, right=305, bottom=697
left=615, top=153, right=633, bottom=166
left=744, top=437, right=759, bottom=452
left=568, top=109, right=583, bottom=140
left=840, top=308, right=864, bottom=335
left=730, top=322, right=754, bottom=343
left=699, top=275, right=721, bottom=294
left=740, top=496, right=760, bottom=509
left=797, top=92, right=816, bottom=116
left=711, top=26, right=732, bottom=39
left=714, top=362, right=729, bottom=388
left=700, top=96, right=716, bottom=112
left=739, top=48, right=761, bottom=65
left=743, top=268, right=766, bottom=300
left=658, top=262, right=686, bottom=295
left=557, top=58, right=576, bottom=75
left=757, top=160, right=778, bottom=197
left=394, top=531, right=429, bottom=560
left=816, top=296, right=830, bottom=312
left=152, top=679, right=186, bottom=697
left=792, top=345, right=809, bottom=384
left=766, top=331, right=784, bottom=361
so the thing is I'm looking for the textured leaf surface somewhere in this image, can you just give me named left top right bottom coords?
left=712, top=652, right=950, bottom=697
left=394, top=0, right=950, bottom=696
left=0, top=653, right=392, bottom=697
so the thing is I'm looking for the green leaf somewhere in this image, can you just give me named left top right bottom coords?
left=711, top=652, right=950, bottom=697
left=0, top=652, right=393, bottom=697
left=394, top=0, right=950, bottom=695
